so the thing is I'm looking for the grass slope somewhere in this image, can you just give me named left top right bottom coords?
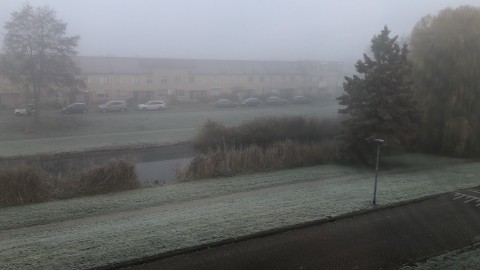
left=0, top=155, right=479, bottom=269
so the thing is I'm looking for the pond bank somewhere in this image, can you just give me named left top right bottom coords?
left=0, top=143, right=194, bottom=185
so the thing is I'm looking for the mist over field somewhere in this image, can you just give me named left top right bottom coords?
left=1, top=1, right=480, bottom=269
left=0, top=0, right=477, bottom=65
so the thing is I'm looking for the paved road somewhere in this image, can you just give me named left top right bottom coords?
left=120, top=187, right=480, bottom=270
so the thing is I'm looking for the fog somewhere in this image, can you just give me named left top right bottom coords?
left=0, top=0, right=478, bottom=64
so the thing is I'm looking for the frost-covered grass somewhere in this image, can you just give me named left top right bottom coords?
left=0, top=157, right=479, bottom=269
left=0, top=103, right=338, bottom=156
left=401, top=243, right=480, bottom=270
left=382, top=153, right=471, bottom=168
left=0, top=128, right=194, bottom=157
left=0, top=164, right=368, bottom=230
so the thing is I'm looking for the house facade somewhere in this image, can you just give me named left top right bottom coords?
left=0, top=56, right=343, bottom=108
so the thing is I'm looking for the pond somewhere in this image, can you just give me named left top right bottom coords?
left=0, top=144, right=194, bottom=186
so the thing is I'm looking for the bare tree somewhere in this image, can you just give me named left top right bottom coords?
left=410, top=6, right=480, bottom=157
left=1, top=4, right=84, bottom=123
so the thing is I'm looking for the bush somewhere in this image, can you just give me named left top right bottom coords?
left=0, top=160, right=139, bottom=207
left=193, top=116, right=343, bottom=152
left=68, top=160, right=139, bottom=196
left=0, top=166, right=53, bottom=206
left=176, top=140, right=341, bottom=180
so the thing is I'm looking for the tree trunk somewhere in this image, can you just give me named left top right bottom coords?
left=33, top=85, right=40, bottom=124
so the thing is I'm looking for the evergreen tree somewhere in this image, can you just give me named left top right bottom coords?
left=337, top=26, right=419, bottom=162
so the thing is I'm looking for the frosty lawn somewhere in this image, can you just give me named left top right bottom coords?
left=401, top=243, right=480, bottom=270
left=0, top=156, right=479, bottom=269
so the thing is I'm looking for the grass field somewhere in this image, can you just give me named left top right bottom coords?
left=0, top=102, right=338, bottom=157
left=0, top=154, right=479, bottom=269
left=401, top=243, right=480, bottom=270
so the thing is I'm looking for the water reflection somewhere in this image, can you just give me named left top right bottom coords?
left=0, top=144, right=193, bottom=186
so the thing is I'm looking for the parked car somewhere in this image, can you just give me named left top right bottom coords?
left=215, top=99, right=237, bottom=108
left=62, top=103, right=88, bottom=114
left=242, top=97, right=261, bottom=107
left=137, top=100, right=166, bottom=111
left=14, top=104, right=36, bottom=116
left=98, top=101, right=128, bottom=112
left=265, top=96, right=288, bottom=105
left=291, top=95, right=311, bottom=104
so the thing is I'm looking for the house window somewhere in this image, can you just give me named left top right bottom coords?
left=96, top=90, right=108, bottom=99
left=132, top=76, right=139, bottom=84
left=248, top=76, right=254, bottom=82
left=211, top=88, right=221, bottom=95
left=116, top=90, right=128, bottom=98
left=175, top=89, right=185, bottom=97
left=100, top=76, right=108, bottom=84
left=161, top=77, right=168, bottom=84
left=158, top=89, right=167, bottom=96
left=146, top=76, right=153, bottom=84
left=116, top=76, right=123, bottom=84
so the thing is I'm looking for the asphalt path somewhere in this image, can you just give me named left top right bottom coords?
left=119, top=187, right=480, bottom=270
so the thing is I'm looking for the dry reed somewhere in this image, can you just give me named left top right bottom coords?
left=177, top=140, right=340, bottom=181
left=0, top=160, right=139, bottom=207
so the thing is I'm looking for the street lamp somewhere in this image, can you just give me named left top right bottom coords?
left=372, top=138, right=384, bottom=205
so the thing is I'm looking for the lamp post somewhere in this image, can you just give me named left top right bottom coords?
left=372, top=138, right=384, bottom=205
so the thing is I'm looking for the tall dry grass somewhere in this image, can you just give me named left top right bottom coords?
left=193, top=116, right=343, bottom=152
left=0, top=160, right=139, bottom=207
left=0, top=166, right=54, bottom=206
left=176, top=140, right=341, bottom=181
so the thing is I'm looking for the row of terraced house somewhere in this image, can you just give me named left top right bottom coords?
left=0, top=56, right=344, bottom=108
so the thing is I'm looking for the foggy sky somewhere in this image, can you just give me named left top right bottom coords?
left=0, top=0, right=479, bottom=64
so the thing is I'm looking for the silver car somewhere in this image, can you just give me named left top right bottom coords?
left=98, top=101, right=128, bottom=112
left=137, top=100, right=166, bottom=111
left=265, top=96, right=288, bottom=106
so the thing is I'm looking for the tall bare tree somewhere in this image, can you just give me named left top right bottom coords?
left=1, top=4, right=84, bottom=123
left=410, top=6, right=480, bottom=156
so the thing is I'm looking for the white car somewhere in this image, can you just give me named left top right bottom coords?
left=137, top=100, right=166, bottom=111
left=14, top=104, right=36, bottom=116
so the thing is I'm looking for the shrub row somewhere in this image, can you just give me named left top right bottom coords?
left=176, top=140, right=341, bottom=180
left=193, top=116, right=343, bottom=152
left=0, top=160, right=139, bottom=207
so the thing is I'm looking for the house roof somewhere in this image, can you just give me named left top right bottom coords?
left=74, top=56, right=339, bottom=76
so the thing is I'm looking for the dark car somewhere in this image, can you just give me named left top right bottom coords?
left=291, top=96, right=311, bottom=104
left=265, top=96, right=288, bottom=105
left=242, top=98, right=261, bottom=107
left=98, top=100, right=128, bottom=112
left=215, top=99, right=237, bottom=108
left=62, top=103, right=88, bottom=114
